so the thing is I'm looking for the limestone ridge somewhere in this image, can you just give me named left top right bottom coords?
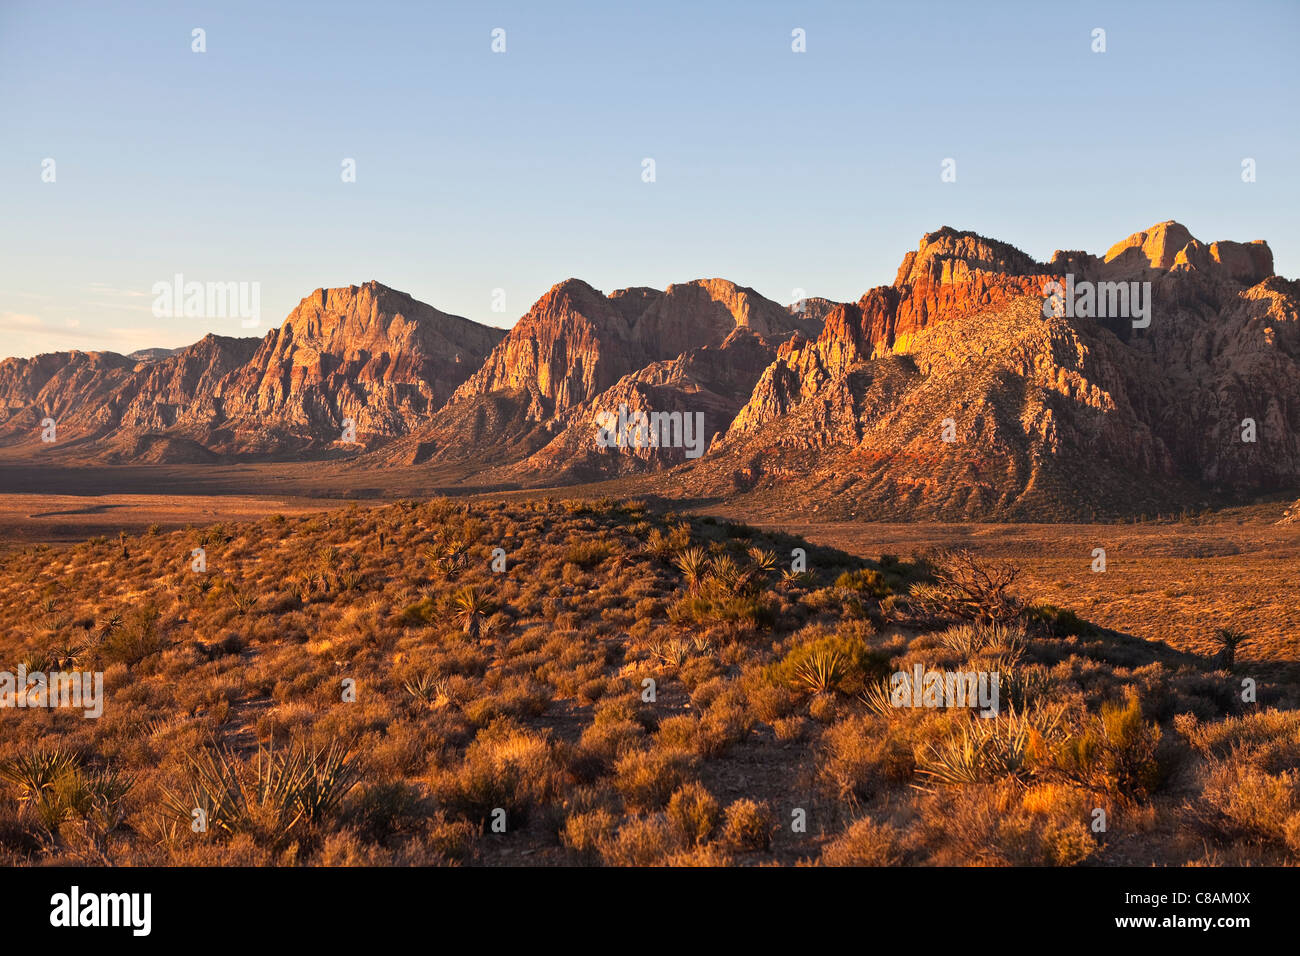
left=0, top=224, right=1294, bottom=521
left=0, top=281, right=503, bottom=459
left=707, top=222, right=1294, bottom=518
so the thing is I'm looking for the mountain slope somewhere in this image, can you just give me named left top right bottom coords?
left=383, top=278, right=818, bottom=469
left=666, top=222, right=1297, bottom=519
left=0, top=282, right=504, bottom=459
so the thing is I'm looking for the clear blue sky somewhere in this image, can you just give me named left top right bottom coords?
left=2, top=0, right=1296, bottom=358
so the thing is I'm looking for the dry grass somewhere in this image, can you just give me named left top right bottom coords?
left=0, top=496, right=1296, bottom=866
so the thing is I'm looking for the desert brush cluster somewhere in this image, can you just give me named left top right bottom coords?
left=0, top=497, right=1297, bottom=866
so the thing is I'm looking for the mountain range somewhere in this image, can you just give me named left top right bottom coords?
left=3, top=221, right=1296, bottom=520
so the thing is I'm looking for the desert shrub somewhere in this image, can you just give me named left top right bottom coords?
left=1057, top=691, right=1165, bottom=800
left=769, top=632, right=890, bottom=697
left=666, top=843, right=734, bottom=866
left=749, top=682, right=799, bottom=723
left=1198, top=761, right=1300, bottom=854
left=564, top=539, right=612, bottom=569
left=431, top=720, right=562, bottom=824
left=822, top=817, right=903, bottom=865
left=1176, top=709, right=1300, bottom=774
left=344, top=781, right=429, bottom=843
left=101, top=605, right=169, bottom=666
left=696, top=692, right=753, bottom=757
left=644, top=523, right=692, bottom=558
left=578, top=717, right=645, bottom=771
left=668, top=592, right=773, bottom=631
left=398, top=597, right=438, bottom=625
left=820, top=715, right=914, bottom=801
left=721, top=799, right=773, bottom=851
left=915, top=782, right=1097, bottom=866
left=614, top=748, right=696, bottom=812
left=910, top=549, right=1021, bottom=624
left=666, top=782, right=720, bottom=846
left=562, top=808, right=618, bottom=857
left=600, top=815, right=680, bottom=866
left=1025, top=603, right=1091, bottom=637
left=835, top=568, right=892, bottom=599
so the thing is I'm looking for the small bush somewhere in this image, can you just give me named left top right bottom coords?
left=769, top=633, right=890, bottom=697
left=721, top=799, right=773, bottom=852
left=666, top=782, right=720, bottom=846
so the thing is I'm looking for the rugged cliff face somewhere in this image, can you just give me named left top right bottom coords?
left=392, top=277, right=817, bottom=468
left=0, top=350, right=138, bottom=442
left=703, top=222, right=1297, bottom=519
left=1, top=224, right=1294, bottom=519
left=496, top=326, right=782, bottom=483
left=0, top=282, right=503, bottom=459
left=448, top=277, right=816, bottom=422
left=202, top=282, right=503, bottom=454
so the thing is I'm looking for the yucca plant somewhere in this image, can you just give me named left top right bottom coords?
left=290, top=742, right=363, bottom=826
left=859, top=678, right=900, bottom=717
left=1000, top=663, right=1052, bottom=711
left=648, top=636, right=692, bottom=668
left=451, top=585, right=495, bottom=640
left=793, top=647, right=845, bottom=695
left=915, top=705, right=1064, bottom=789
left=159, top=746, right=255, bottom=839
left=937, top=622, right=1027, bottom=658
left=95, top=613, right=123, bottom=641
left=746, top=546, right=778, bottom=575
left=781, top=568, right=816, bottom=588
left=707, top=553, right=761, bottom=597
left=223, top=580, right=254, bottom=614
left=674, top=547, right=709, bottom=593
left=52, top=766, right=135, bottom=832
left=161, top=741, right=361, bottom=846
left=0, top=748, right=81, bottom=811
left=691, top=634, right=715, bottom=656
left=0, top=749, right=129, bottom=832
left=404, top=672, right=438, bottom=705
left=1210, top=628, right=1252, bottom=669
left=404, top=673, right=453, bottom=708
left=707, top=553, right=742, bottom=589
left=425, top=538, right=471, bottom=579
left=49, top=635, right=87, bottom=669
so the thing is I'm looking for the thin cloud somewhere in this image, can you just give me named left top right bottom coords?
left=87, top=283, right=150, bottom=298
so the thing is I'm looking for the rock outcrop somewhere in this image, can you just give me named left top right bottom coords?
left=1, top=223, right=1294, bottom=521
left=0, top=282, right=503, bottom=458
left=449, top=277, right=816, bottom=421
left=705, top=221, right=1296, bottom=519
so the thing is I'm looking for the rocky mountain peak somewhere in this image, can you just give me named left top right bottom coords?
left=1100, top=222, right=1273, bottom=284
left=1104, top=221, right=1196, bottom=271
left=894, top=226, right=1041, bottom=287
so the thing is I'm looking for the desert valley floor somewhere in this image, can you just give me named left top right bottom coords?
left=2, top=467, right=1295, bottom=671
